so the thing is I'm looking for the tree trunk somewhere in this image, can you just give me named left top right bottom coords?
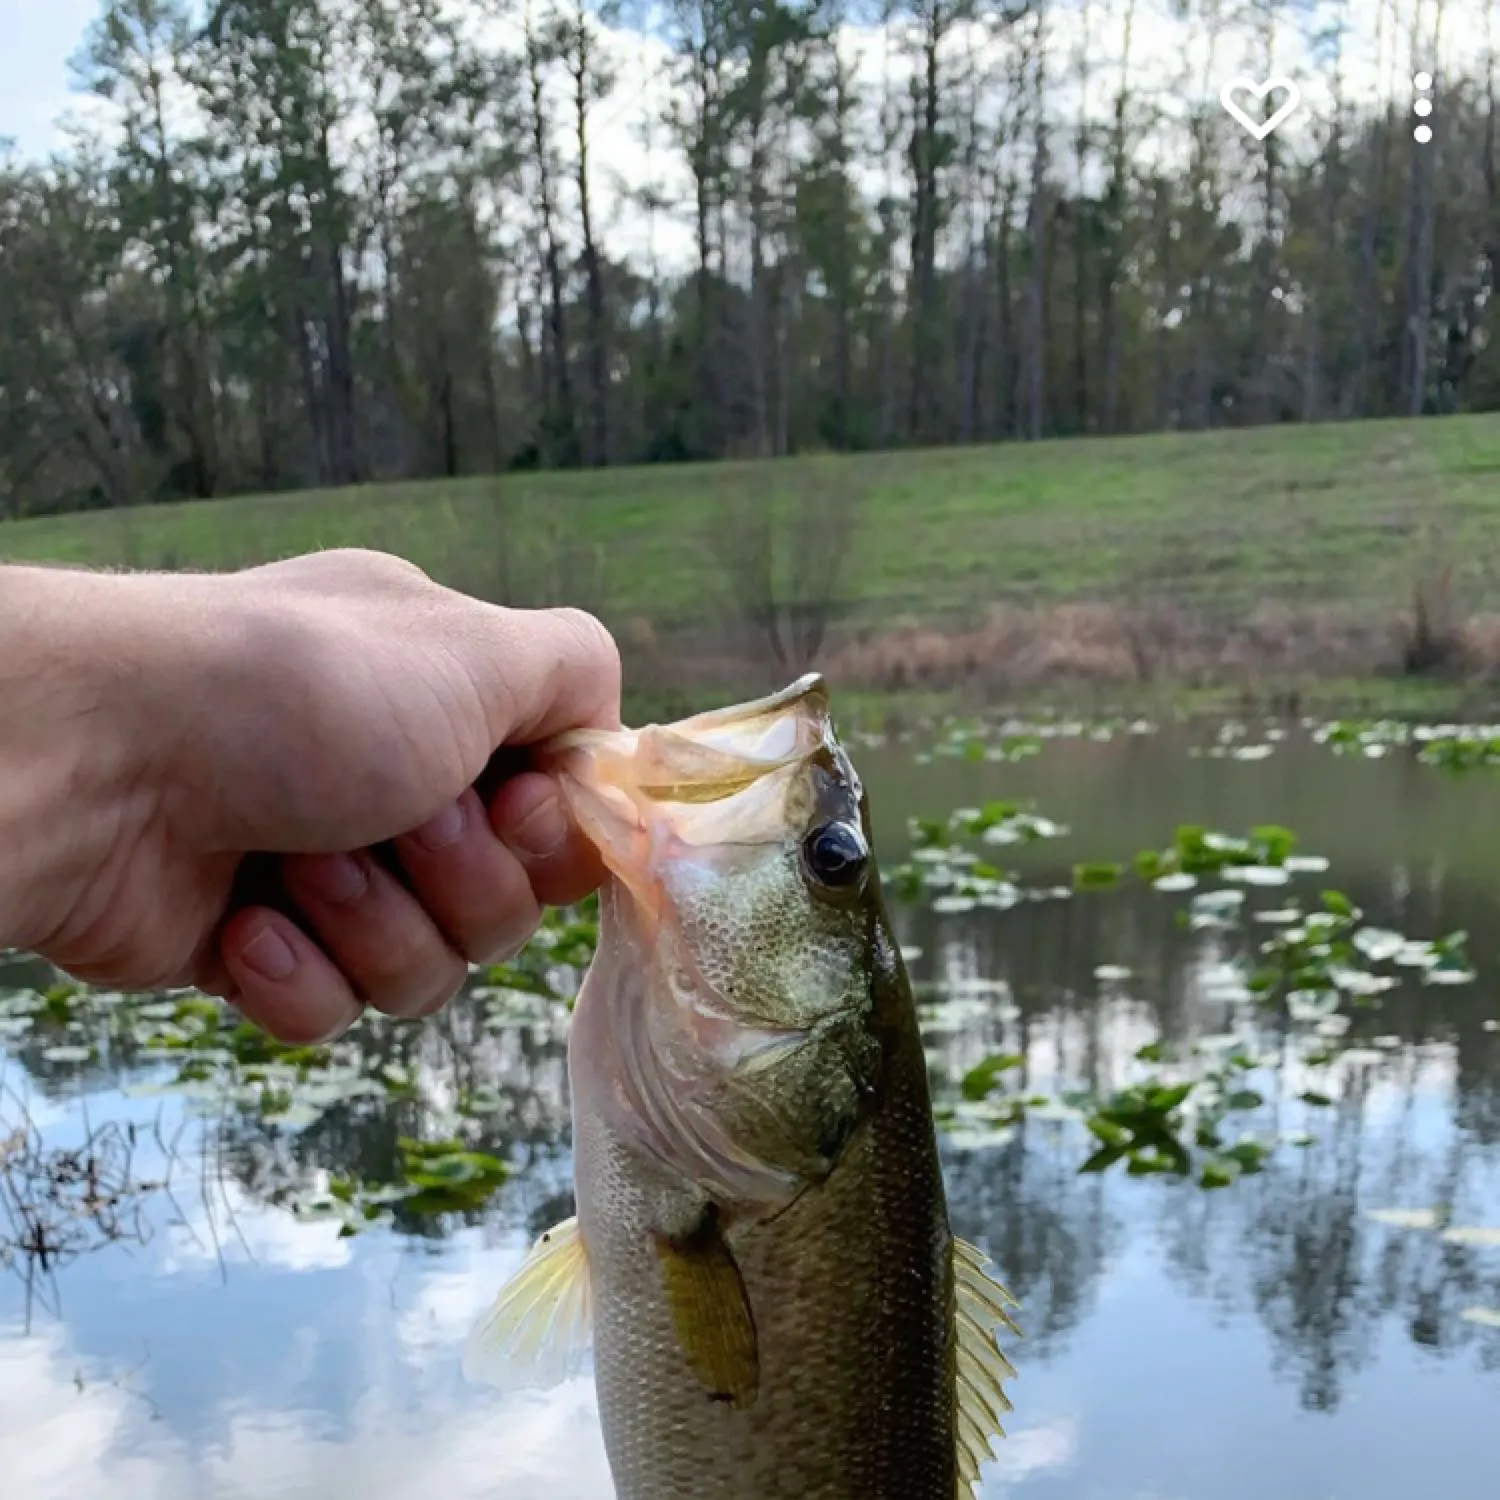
left=528, top=6, right=579, bottom=467
left=572, top=4, right=609, bottom=466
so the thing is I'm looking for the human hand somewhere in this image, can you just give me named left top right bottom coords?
left=0, top=549, right=620, bottom=1044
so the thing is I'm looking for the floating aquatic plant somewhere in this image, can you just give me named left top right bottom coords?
left=1134, top=824, right=1308, bottom=891
left=1418, top=733, right=1500, bottom=770
left=888, top=799, right=1069, bottom=908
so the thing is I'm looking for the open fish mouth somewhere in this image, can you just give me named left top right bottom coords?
left=535, top=672, right=850, bottom=908
left=540, top=672, right=833, bottom=803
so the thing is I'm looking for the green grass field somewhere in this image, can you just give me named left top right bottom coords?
left=4, top=415, right=1499, bottom=652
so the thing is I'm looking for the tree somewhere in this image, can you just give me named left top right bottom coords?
left=558, top=0, right=616, bottom=465
left=75, top=0, right=221, bottom=497
left=0, top=0, right=1497, bottom=518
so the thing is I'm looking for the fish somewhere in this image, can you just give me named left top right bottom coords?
left=464, top=673, right=1020, bottom=1499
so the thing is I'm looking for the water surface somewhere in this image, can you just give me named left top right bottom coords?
left=3, top=722, right=1498, bottom=1500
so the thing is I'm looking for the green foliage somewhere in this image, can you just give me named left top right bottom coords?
left=1419, top=734, right=1500, bottom=770
left=1080, top=1081, right=1195, bottom=1177
left=291, top=1139, right=511, bottom=1237
left=1315, top=719, right=1500, bottom=772
left=1248, top=889, right=1474, bottom=1009
left=1, top=750, right=1493, bottom=1254
left=919, top=798, right=1484, bottom=1192
left=888, top=799, right=1069, bottom=910
left=925, top=725, right=1047, bottom=764
left=1133, top=823, right=1306, bottom=889
left=960, top=1054, right=1024, bottom=1102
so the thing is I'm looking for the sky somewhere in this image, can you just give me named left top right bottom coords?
left=0, top=0, right=1485, bottom=278
left=4, top=0, right=1480, bottom=157
left=1, top=0, right=107, bottom=159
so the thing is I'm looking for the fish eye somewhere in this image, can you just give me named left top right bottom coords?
left=801, top=820, right=869, bottom=889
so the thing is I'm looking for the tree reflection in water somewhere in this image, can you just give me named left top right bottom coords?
left=1, top=740, right=1499, bottom=1462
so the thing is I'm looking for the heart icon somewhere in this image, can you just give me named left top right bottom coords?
left=1219, top=75, right=1302, bottom=141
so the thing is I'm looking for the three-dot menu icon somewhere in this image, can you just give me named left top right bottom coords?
left=1413, top=72, right=1433, bottom=143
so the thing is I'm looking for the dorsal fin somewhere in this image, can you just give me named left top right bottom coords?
left=952, top=1236, right=1022, bottom=1496
left=462, top=1216, right=594, bottom=1390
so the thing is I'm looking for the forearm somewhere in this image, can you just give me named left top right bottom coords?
left=0, top=565, right=169, bottom=953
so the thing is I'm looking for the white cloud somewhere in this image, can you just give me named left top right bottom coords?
left=157, top=1177, right=357, bottom=1276
left=185, top=1380, right=613, bottom=1500
left=4, top=0, right=1488, bottom=258
left=0, top=1320, right=197, bottom=1500
left=979, top=1412, right=1080, bottom=1494
left=0, top=1305, right=614, bottom=1500
left=0, top=1211, right=1076, bottom=1500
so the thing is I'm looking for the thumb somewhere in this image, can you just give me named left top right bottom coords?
left=457, top=602, right=623, bottom=747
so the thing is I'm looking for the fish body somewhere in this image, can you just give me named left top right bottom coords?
left=466, top=676, right=1018, bottom=1499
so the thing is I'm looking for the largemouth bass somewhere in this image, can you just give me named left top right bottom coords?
left=465, top=674, right=1019, bottom=1499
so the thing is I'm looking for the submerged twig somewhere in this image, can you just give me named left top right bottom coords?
left=0, top=1083, right=172, bottom=1327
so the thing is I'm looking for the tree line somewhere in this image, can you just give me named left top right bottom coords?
left=0, top=0, right=1494, bottom=517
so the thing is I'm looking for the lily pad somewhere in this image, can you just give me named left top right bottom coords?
left=1440, top=1226, right=1500, bottom=1248
left=931, top=894, right=978, bottom=914
left=1287, top=989, right=1340, bottom=1022
left=40, top=1044, right=93, bottom=1063
left=1365, top=1208, right=1439, bottom=1230
left=1424, top=967, right=1477, bottom=986
left=262, top=1103, right=328, bottom=1130
left=1222, top=865, right=1290, bottom=887
left=942, top=1125, right=1017, bottom=1152
left=1352, top=928, right=1405, bottom=962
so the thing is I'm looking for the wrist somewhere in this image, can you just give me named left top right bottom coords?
left=0, top=565, right=171, bottom=955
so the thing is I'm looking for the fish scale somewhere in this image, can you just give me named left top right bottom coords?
left=464, top=676, right=1020, bottom=1499
left=578, top=933, right=956, bottom=1498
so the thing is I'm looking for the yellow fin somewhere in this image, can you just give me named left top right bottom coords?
left=953, top=1236, right=1022, bottom=1497
left=462, top=1216, right=593, bottom=1391
left=655, top=1211, right=760, bottom=1408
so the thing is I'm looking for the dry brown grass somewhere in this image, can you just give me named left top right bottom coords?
left=615, top=585, right=1500, bottom=713
left=825, top=603, right=1203, bottom=693
left=1394, top=562, right=1464, bottom=676
left=793, top=595, right=1500, bottom=699
left=1456, top=613, right=1500, bottom=681
left=603, top=520, right=1500, bottom=708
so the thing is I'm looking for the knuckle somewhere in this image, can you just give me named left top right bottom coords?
left=424, top=962, right=469, bottom=1014
left=553, top=606, right=622, bottom=704
left=557, top=606, right=619, bottom=671
left=461, top=850, right=540, bottom=964
left=324, top=547, right=431, bottom=586
left=364, top=930, right=465, bottom=1012
left=471, top=910, right=540, bottom=966
left=258, top=1005, right=353, bottom=1047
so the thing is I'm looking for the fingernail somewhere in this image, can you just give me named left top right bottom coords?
left=300, top=853, right=368, bottom=904
left=240, top=926, right=295, bottom=982
left=413, top=798, right=466, bottom=851
left=508, top=791, right=568, bottom=859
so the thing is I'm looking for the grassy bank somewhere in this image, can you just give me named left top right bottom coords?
left=4, top=415, right=1500, bottom=710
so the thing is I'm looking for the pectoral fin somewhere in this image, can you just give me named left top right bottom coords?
left=953, top=1237, right=1022, bottom=1497
left=462, top=1216, right=593, bottom=1391
left=655, top=1210, right=760, bottom=1408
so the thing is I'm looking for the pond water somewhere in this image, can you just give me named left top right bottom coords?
left=2, top=717, right=1499, bottom=1500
